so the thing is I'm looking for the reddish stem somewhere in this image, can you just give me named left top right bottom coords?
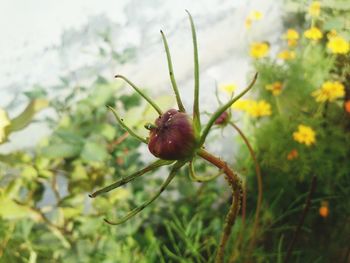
left=198, top=149, right=242, bottom=263
left=229, top=122, right=263, bottom=260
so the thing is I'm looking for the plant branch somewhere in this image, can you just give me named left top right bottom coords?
left=229, top=122, right=263, bottom=258
left=198, top=149, right=242, bottom=263
left=199, top=73, right=258, bottom=147
left=115, top=74, right=163, bottom=115
left=160, top=30, right=186, bottom=112
left=285, top=175, right=317, bottom=263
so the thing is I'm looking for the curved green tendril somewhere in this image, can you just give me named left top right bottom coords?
left=186, top=10, right=201, bottom=134
left=160, top=30, right=186, bottom=112
left=89, top=159, right=173, bottom=198
left=107, top=105, right=147, bottom=144
left=189, top=159, right=222, bottom=182
left=115, top=74, right=163, bottom=115
left=199, top=72, right=258, bottom=147
left=104, top=160, right=186, bottom=225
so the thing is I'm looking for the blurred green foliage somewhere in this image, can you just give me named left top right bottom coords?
left=1, top=1, right=350, bottom=262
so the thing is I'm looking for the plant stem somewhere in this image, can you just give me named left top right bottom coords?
left=197, top=149, right=242, bottom=263
left=229, top=122, right=263, bottom=260
left=285, top=175, right=317, bottom=263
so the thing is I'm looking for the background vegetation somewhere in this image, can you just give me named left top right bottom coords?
left=1, top=1, right=349, bottom=262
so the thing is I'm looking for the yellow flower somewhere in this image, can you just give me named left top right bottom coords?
left=0, top=108, right=11, bottom=144
left=249, top=10, right=263, bottom=20
left=245, top=18, right=252, bottom=29
left=219, top=83, right=237, bottom=94
left=308, top=1, right=321, bottom=17
left=327, top=36, right=349, bottom=54
left=327, top=29, right=337, bottom=39
left=250, top=42, right=269, bottom=59
left=278, top=50, right=296, bottom=60
left=283, top=29, right=299, bottom=47
left=304, top=27, right=323, bottom=41
left=266, top=82, right=283, bottom=96
left=293, top=125, right=316, bottom=146
left=246, top=100, right=272, bottom=117
left=312, top=81, right=345, bottom=102
left=231, top=99, right=253, bottom=111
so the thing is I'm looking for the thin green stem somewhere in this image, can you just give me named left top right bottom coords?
left=160, top=30, right=186, bottom=112
left=199, top=73, right=258, bottom=147
left=188, top=159, right=222, bottom=182
left=115, top=74, right=163, bottom=115
left=89, top=159, right=173, bottom=198
left=198, top=149, right=242, bottom=263
left=104, top=160, right=186, bottom=225
left=229, top=122, right=263, bottom=261
left=186, top=10, right=201, bottom=133
left=107, top=106, right=147, bottom=144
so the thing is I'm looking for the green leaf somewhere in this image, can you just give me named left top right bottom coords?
left=80, top=141, right=108, bottom=162
left=42, top=143, right=82, bottom=158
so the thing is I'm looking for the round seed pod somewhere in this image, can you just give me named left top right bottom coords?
left=148, top=109, right=197, bottom=160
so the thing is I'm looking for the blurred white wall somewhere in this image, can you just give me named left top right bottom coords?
left=0, top=0, right=282, bottom=153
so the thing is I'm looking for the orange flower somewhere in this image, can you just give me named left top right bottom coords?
left=345, top=100, right=350, bottom=113
left=287, top=149, right=298, bottom=160
left=319, top=201, right=329, bottom=218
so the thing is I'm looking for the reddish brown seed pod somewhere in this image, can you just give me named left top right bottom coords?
left=148, top=109, right=197, bottom=160
left=215, top=111, right=229, bottom=125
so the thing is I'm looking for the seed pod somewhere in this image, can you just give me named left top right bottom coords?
left=215, top=111, right=230, bottom=125
left=148, top=109, right=197, bottom=160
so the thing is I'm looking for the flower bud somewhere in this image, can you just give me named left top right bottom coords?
left=215, top=111, right=230, bottom=125
left=148, top=109, right=196, bottom=160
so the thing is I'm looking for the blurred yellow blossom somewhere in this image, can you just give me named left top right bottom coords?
left=293, top=125, right=316, bottom=146
left=308, top=1, right=321, bottom=17
left=327, top=36, right=349, bottom=54
left=327, top=29, right=337, bottom=39
left=245, top=11, right=263, bottom=29
left=283, top=29, right=299, bottom=47
left=0, top=108, right=10, bottom=144
left=278, top=50, right=296, bottom=60
left=231, top=99, right=253, bottom=111
left=247, top=100, right=272, bottom=117
left=245, top=18, right=252, bottom=29
left=304, top=27, right=323, bottom=41
left=249, top=10, right=263, bottom=20
left=312, top=81, right=345, bottom=102
left=219, top=83, right=237, bottom=94
left=266, top=82, right=283, bottom=96
left=250, top=42, right=269, bottom=58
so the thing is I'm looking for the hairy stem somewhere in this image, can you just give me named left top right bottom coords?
left=198, top=149, right=242, bottom=263
left=285, top=175, right=317, bottom=263
left=229, top=122, right=263, bottom=259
